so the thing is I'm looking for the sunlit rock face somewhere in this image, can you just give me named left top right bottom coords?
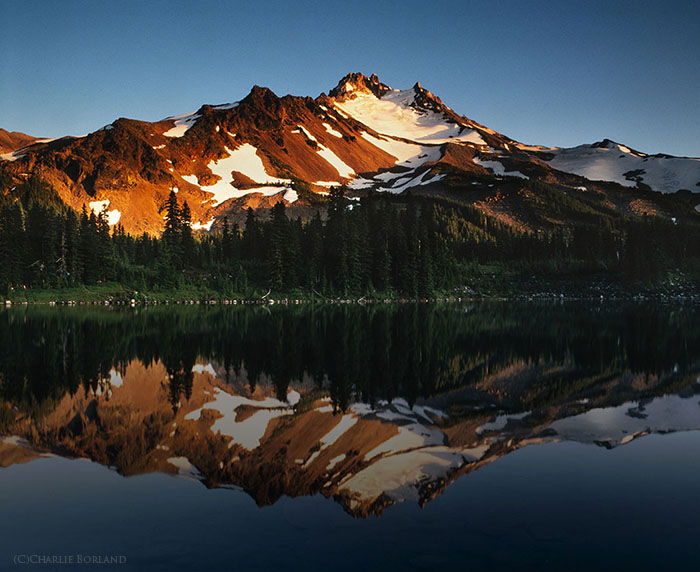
left=3, top=74, right=699, bottom=235
left=0, top=303, right=698, bottom=517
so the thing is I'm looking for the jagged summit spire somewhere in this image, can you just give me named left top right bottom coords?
left=329, top=72, right=391, bottom=99
left=245, top=85, right=279, bottom=100
left=411, top=81, right=450, bottom=114
left=328, top=73, right=447, bottom=114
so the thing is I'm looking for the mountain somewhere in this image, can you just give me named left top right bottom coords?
left=1, top=356, right=698, bottom=517
left=541, top=139, right=700, bottom=194
left=0, top=128, right=38, bottom=157
left=1, top=73, right=699, bottom=234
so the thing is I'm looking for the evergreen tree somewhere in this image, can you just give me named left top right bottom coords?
left=0, top=201, right=25, bottom=293
left=163, top=190, right=181, bottom=246
left=269, top=202, right=288, bottom=289
left=325, top=187, right=350, bottom=293
left=180, top=201, right=196, bottom=265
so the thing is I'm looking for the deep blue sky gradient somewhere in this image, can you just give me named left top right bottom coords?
left=1, top=0, right=698, bottom=155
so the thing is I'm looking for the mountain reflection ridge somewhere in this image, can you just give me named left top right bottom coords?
left=0, top=303, right=698, bottom=517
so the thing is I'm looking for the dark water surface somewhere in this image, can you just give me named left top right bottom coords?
left=0, top=302, right=698, bottom=571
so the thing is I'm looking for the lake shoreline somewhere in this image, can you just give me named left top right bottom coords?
left=4, top=291, right=700, bottom=306
left=4, top=265, right=699, bottom=306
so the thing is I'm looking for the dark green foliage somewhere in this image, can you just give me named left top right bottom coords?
left=0, top=176, right=699, bottom=297
left=0, top=302, right=698, bottom=419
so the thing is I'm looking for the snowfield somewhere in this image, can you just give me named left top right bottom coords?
left=360, top=131, right=442, bottom=167
left=334, top=88, right=486, bottom=145
left=347, top=132, right=444, bottom=193
left=548, top=394, right=700, bottom=446
left=545, top=141, right=700, bottom=193
left=339, top=446, right=482, bottom=504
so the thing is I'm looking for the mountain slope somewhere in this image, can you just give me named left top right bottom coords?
left=1, top=73, right=698, bottom=234
left=0, top=128, right=39, bottom=158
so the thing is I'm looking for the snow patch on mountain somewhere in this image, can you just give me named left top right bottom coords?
left=163, top=111, right=200, bottom=138
left=304, top=414, right=358, bottom=467
left=360, top=132, right=442, bottom=168
left=339, top=446, right=481, bottom=504
left=212, top=102, right=239, bottom=110
left=474, top=158, right=529, bottom=179
left=327, top=454, right=346, bottom=470
left=88, top=199, right=121, bottom=226
left=184, top=144, right=292, bottom=205
left=346, top=177, right=375, bottom=190
left=313, top=181, right=342, bottom=188
left=334, top=88, right=486, bottom=145
left=374, top=170, right=410, bottom=183
left=167, top=457, right=202, bottom=482
left=382, top=172, right=445, bottom=194
left=282, top=189, right=299, bottom=203
left=515, top=143, right=549, bottom=152
left=107, top=368, right=123, bottom=388
left=184, top=387, right=298, bottom=450
left=89, top=199, right=109, bottom=213
left=320, top=414, right=358, bottom=448
left=322, top=122, right=343, bottom=138
left=191, top=219, right=215, bottom=231
left=476, top=411, right=531, bottom=435
left=221, top=144, right=290, bottom=186
left=292, top=126, right=354, bottom=179
left=364, top=423, right=445, bottom=460
left=192, top=363, right=217, bottom=376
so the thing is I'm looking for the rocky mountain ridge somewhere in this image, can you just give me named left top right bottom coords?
left=2, top=73, right=699, bottom=234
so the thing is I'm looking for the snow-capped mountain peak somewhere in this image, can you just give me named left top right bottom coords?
left=329, top=74, right=486, bottom=146
left=545, top=138, right=700, bottom=193
left=2, top=72, right=698, bottom=235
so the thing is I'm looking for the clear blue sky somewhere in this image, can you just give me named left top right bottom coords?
left=1, top=0, right=698, bottom=156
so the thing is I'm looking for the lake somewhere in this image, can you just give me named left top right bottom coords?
left=0, top=302, right=699, bottom=571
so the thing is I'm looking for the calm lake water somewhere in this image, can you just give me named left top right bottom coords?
left=0, top=302, right=699, bottom=571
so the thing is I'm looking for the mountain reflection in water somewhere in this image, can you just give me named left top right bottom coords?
left=0, top=302, right=698, bottom=517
